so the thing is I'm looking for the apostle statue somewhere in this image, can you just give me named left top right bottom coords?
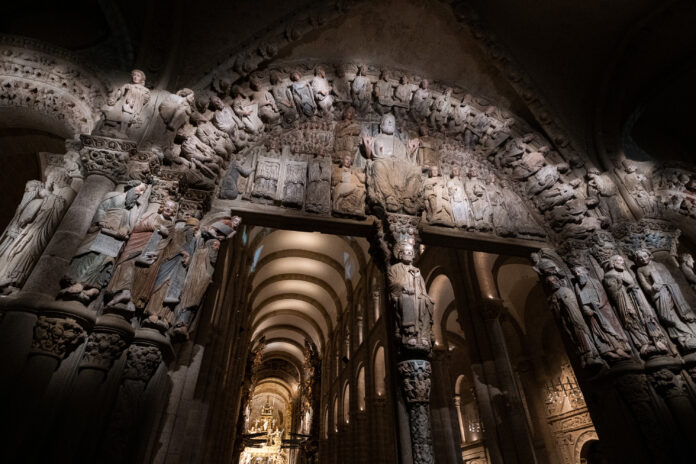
left=603, top=255, right=669, bottom=358
left=331, top=152, right=366, bottom=218
left=679, top=253, right=696, bottom=292
left=464, top=167, right=492, bottom=232
left=544, top=275, right=603, bottom=369
left=311, top=66, right=333, bottom=116
left=586, top=167, right=625, bottom=224
left=423, top=166, right=454, bottom=227
left=159, top=88, right=195, bottom=133
left=411, top=79, right=431, bottom=121
left=430, top=87, right=452, bottom=130
left=290, top=71, right=317, bottom=118
left=249, top=75, right=280, bottom=124
left=0, top=170, right=75, bottom=294
left=388, top=240, right=434, bottom=350
left=220, top=154, right=254, bottom=200
left=571, top=265, right=632, bottom=360
left=143, top=217, right=201, bottom=329
left=269, top=70, right=298, bottom=125
left=352, top=65, right=372, bottom=114
left=634, top=248, right=696, bottom=352
left=104, top=199, right=178, bottom=311
left=98, top=69, right=151, bottom=138
left=362, top=114, right=421, bottom=214
left=232, top=85, right=264, bottom=134
left=171, top=216, right=241, bottom=341
left=59, top=181, right=147, bottom=303
left=333, top=107, right=361, bottom=165
left=374, top=69, right=395, bottom=114
left=447, top=166, right=472, bottom=229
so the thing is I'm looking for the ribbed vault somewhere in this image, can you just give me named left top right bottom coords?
left=246, top=226, right=370, bottom=412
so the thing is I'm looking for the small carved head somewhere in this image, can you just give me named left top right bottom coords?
left=249, top=75, right=262, bottom=90
left=634, top=248, right=652, bottom=266
left=315, top=66, right=326, bottom=78
left=177, top=88, right=195, bottom=103
left=429, top=165, right=439, bottom=178
left=269, top=70, right=283, bottom=85
left=290, top=71, right=302, bottom=82
left=444, top=87, right=452, bottom=96
left=418, top=124, right=429, bottom=136
left=343, top=106, right=356, bottom=121
left=420, top=79, right=429, bottom=89
left=210, top=96, right=225, bottom=110
left=571, top=265, right=589, bottom=285
left=400, top=75, right=409, bottom=84
left=681, top=253, right=694, bottom=267
left=622, top=160, right=637, bottom=173
left=607, top=255, right=626, bottom=271
left=131, top=69, right=146, bottom=85
left=395, top=241, right=415, bottom=264
left=544, top=275, right=562, bottom=292
left=341, top=153, right=353, bottom=168
left=161, top=200, right=178, bottom=219
left=380, top=69, right=390, bottom=81
left=380, top=114, right=396, bottom=135
left=451, top=165, right=460, bottom=178
left=358, top=64, right=368, bottom=75
left=336, top=66, right=346, bottom=78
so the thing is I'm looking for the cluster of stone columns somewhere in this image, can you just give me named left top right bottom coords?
left=532, top=222, right=696, bottom=464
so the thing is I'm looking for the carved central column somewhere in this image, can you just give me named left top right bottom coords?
left=377, top=214, right=435, bottom=464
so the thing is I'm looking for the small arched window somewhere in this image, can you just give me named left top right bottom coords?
left=343, top=382, right=350, bottom=424
left=374, top=346, right=386, bottom=397
left=357, top=366, right=366, bottom=412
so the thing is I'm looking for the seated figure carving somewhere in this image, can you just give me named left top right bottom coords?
left=362, top=114, right=421, bottom=214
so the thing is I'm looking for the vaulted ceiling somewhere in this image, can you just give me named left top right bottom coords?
left=245, top=227, right=369, bottom=388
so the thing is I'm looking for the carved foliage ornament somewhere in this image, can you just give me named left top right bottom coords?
left=122, top=344, right=162, bottom=382
left=31, top=316, right=87, bottom=359
left=80, top=331, right=129, bottom=371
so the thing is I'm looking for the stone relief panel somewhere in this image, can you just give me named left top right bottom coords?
left=0, top=35, right=108, bottom=134
left=204, top=63, right=575, bottom=242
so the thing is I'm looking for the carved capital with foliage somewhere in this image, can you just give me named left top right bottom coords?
left=31, top=316, right=86, bottom=359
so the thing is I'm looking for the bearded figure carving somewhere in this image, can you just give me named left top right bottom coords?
left=571, top=265, right=632, bottom=361
left=388, top=241, right=434, bottom=351
left=59, top=182, right=147, bottom=303
left=603, top=255, right=669, bottom=358
left=0, top=170, right=74, bottom=294
left=544, top=275, right=604, bottom=369
left=363, top=114, right=421, bottom=214
left=634, top=249, right=696, bottom=353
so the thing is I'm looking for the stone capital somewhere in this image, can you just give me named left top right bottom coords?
left=79, top=134, right=135, bottom=182
left=79, top=313, right=135, bottom=372
left=31, top=315, right=86, bottom=360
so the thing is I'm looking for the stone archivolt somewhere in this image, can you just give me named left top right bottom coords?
left=0, top=35, right=108, bottom=134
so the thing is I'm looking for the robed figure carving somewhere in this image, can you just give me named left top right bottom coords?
left=0, top=171, right=74, bottom=294
left=634, top=249, right=696, bottom=352
left=388, top=241, right=433, bottom=350
left=59, top=182, right=147, bottom=303
left=571, top=265, right=631, bottom=360
left=104, top=199, right=178, bottom=310
left=363, top=114, right=421, bottom=214
left=545, top=275, right=603, bottom=369
left=603, top=255, right=669, bottom=358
